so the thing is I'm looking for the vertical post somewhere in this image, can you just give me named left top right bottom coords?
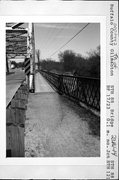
left=26, top=25, right=30, bottom=89
left=36, top=49, right=40, bottom=70
left=27, top=23, right=35, bottom=93
left=32, top=23, right=35, bottom=75
left=26, top=75, right=29, bottom=89
left=58, top=74, right=63, bottom=95
left=31, top=23, right=35, bottom=92
left=6, top=54, right=9, bottom=74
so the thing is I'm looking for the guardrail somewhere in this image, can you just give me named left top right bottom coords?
left=40, top=70, right=100, bottom=111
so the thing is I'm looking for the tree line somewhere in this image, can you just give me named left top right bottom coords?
left=38, top=46, right=100, bottom=78
left=11, top=61, right=24, bottom=68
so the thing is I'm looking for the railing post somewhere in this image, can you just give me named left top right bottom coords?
left=58, top=74, right=63, bottom=95
left=82, top=79, right=87, bottom=105
left=76, top=77, right=79, bottom=99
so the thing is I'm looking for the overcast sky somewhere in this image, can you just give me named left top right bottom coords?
left=34, top=23, right=100, bottom=61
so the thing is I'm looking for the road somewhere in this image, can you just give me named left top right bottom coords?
left=25, top=72, right=100, bottom=157
left=6, top=68, right=25, bottom=107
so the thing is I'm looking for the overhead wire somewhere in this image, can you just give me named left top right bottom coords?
left=49, top=23, right=90, bottom=58
left=48, top=23, right=74, bottom=58
left=47, top=23, right=69, bottom=57
left=43, top=24, right=60, bottom=55
left=35, top=24, right=60, bottom=58
left=41, top=24, right=59, bottom=51
left=34, top=23, right=75, bottom=59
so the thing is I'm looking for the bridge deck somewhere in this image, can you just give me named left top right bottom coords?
left=25, top=72, right=100, bottom=157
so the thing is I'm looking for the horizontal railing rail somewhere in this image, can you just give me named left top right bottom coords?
left=40, top=70, right=100, bottom=111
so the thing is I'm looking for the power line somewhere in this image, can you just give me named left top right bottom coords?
left=49, top=23, right=90, bottom=58
left=42, top=24, right=60, bottom=52
left=47, top=23, right=69, bottom=56
left=35, top=24, right=59, bottom=55
left=47, top=24, right=68, bottom=54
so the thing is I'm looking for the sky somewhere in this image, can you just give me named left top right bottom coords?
left=34, top=23, right=100, bottom=61
left=6, top=23, right=100, bottom=62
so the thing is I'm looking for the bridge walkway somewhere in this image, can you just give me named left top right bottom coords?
left=25, top=72, right=100, bottom=157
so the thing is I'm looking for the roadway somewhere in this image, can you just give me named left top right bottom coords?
left=6, top=68, right=25, bottom=107
left=25, top=72, right=100, bottom=157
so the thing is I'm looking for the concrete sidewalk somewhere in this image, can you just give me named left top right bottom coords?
left=25, top=72, right=100, bottom=157
left=35, top=72, right=55, bottom=93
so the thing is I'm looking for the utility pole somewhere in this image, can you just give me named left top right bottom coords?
left=36, top=49, right=40, bottom=70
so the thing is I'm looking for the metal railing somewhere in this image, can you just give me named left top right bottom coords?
left=40, top=70, right=100, bottom=111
